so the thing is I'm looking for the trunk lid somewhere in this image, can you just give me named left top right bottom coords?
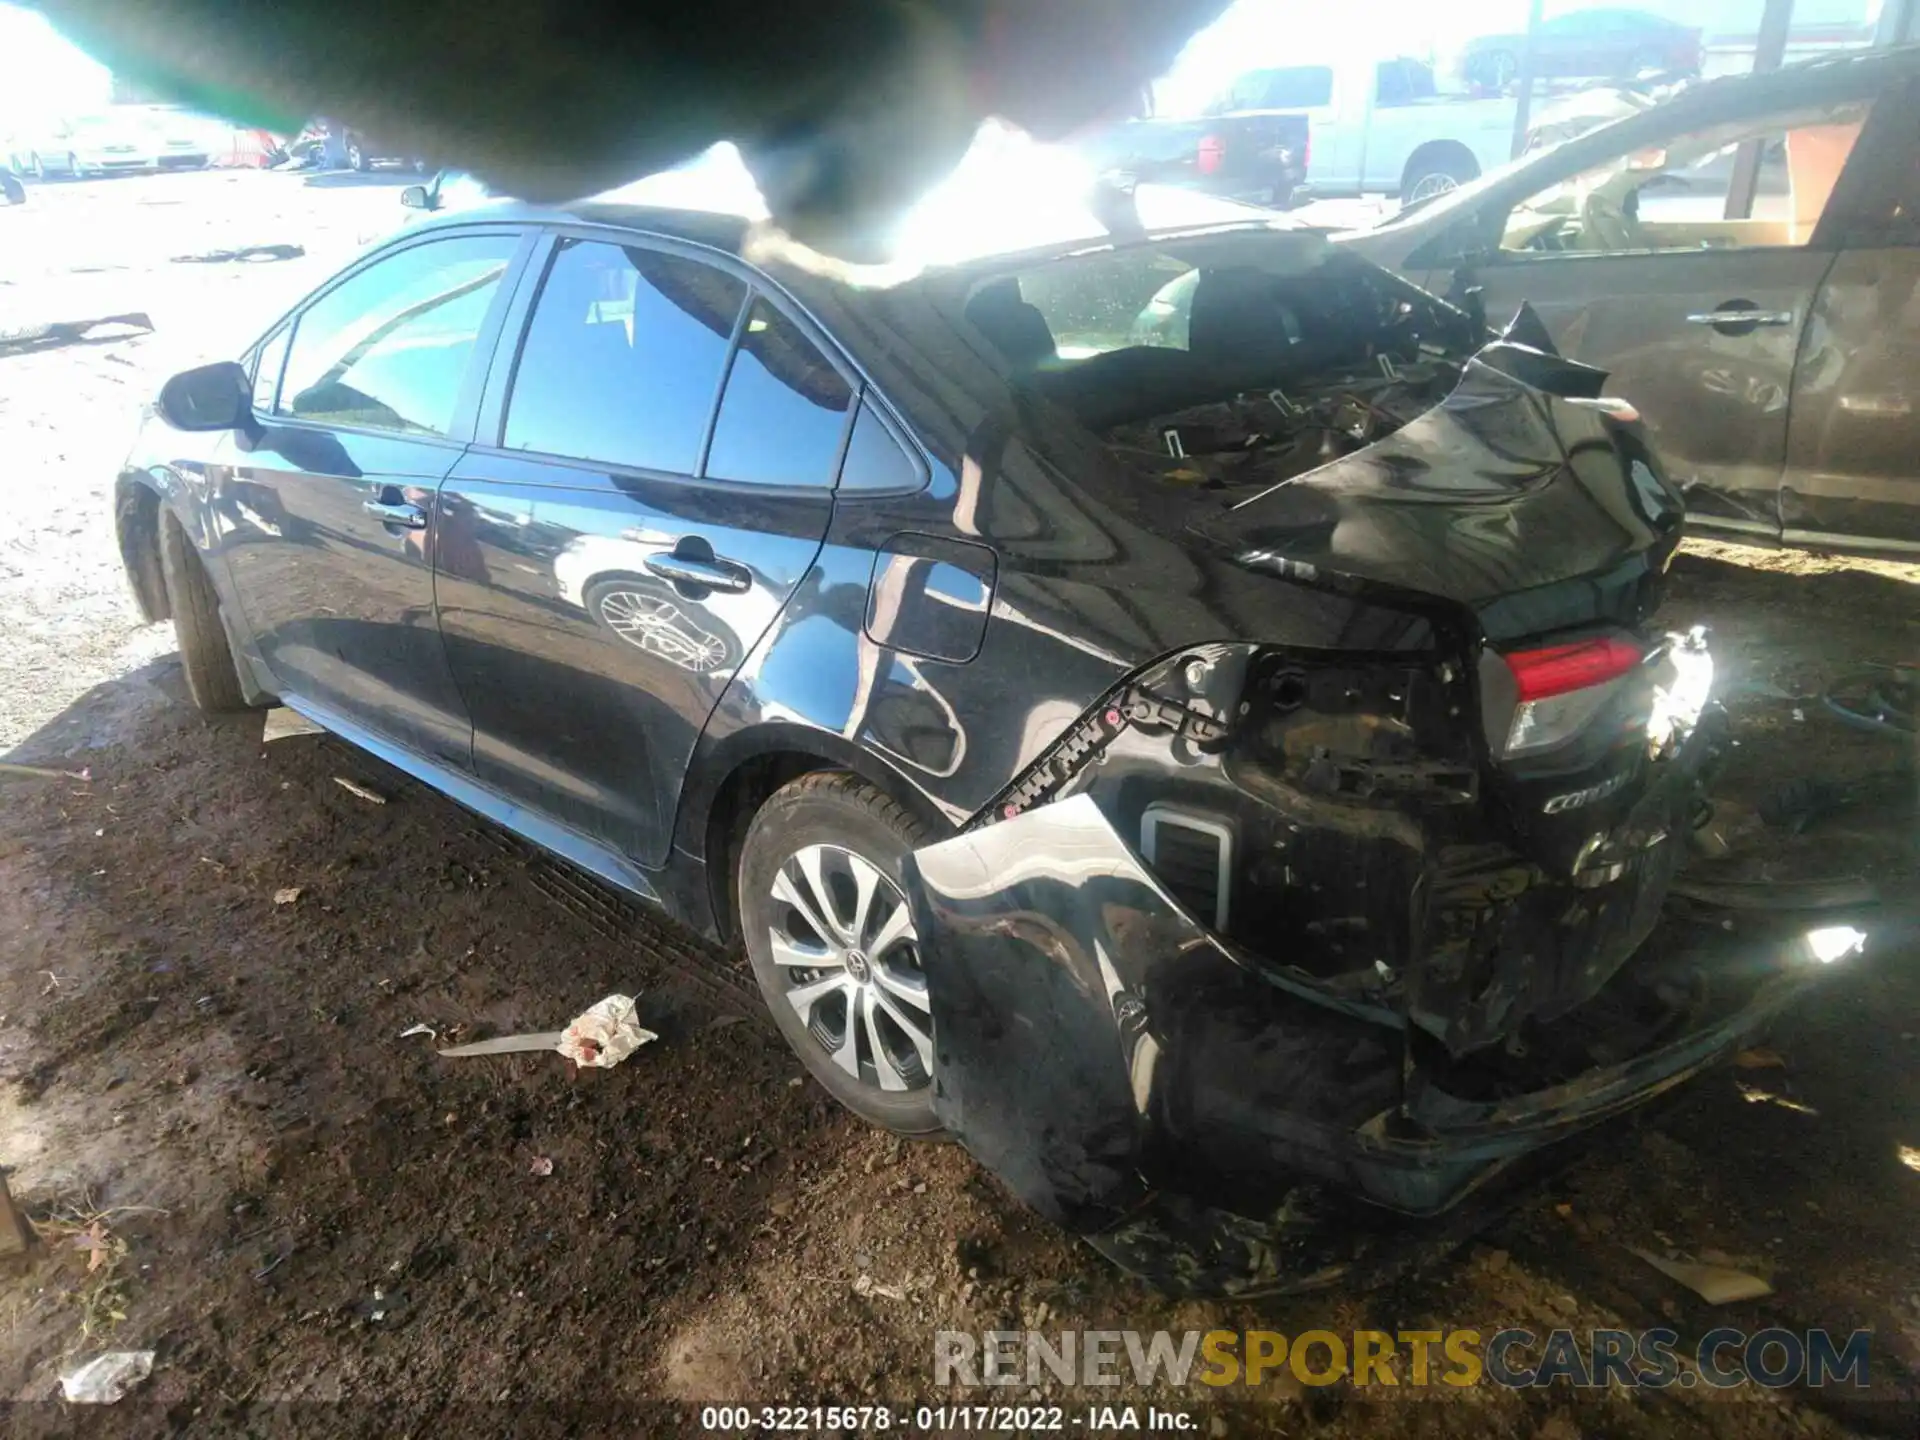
left=1184, top=343, right=1686, bottom=646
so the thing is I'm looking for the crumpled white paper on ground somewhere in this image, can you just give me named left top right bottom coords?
left=556, top=993, right=657, bottom=1069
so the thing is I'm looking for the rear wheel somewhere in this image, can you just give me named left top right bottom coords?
left=738, top=772, right=941, bottom=1135
left=157, top=513, right=251, bottom=714
left=1401, top=145, right=1479, bottom=203
left=347, top=139, right=369, bottom=172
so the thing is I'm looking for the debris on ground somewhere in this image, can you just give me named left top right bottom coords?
left=1823, top=665, right=1916, bottom=738
left=1736, top=1081, right=1820, bottom=1116
left=58, top=1350, right=154, bottom=1403
left=436, top=1031, right=564, bottom=1058
left=0, top=1173, right=36, bottom=1258
left=272, top=886, right=302, bottom=906
left=170, top=243, right=305, bottom=264
left=557, top=994, right=657, bottom=1069
left=528, top=1157, right=554, bottom=1177
left=398, top=1023, right=437, bottom=1041
left=332, top=777, right=387, bottom=805
left=1629, top=1247, right=1774, bottom=1304
left=434, top=995, right=657, bottom=1068
left=0, top=761, right=90, bottom=781
left=0, top=312, right=153, bottom=355
left=1735, top=1047, right=1788, bottom=1069
left=261, top=708, right=325, bottom=742
left=852, top=1274, right=905, bottom=1301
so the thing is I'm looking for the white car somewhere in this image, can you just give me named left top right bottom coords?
left=13, top=114, right=151, bottom=178
left=139, top=108, right=214, bottom=171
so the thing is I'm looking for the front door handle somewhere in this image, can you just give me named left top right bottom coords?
left=1684, top=309, right=1795, bottom=327
left=364, top=499, right=428, bottom=529
left=645, top=546, right=752, bottom=595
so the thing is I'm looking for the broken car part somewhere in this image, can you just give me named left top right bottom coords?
left=912, top=795, right=1859, bottom=1295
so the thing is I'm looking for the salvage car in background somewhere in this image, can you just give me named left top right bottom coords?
left=1334, top=44, right=1920, bottom=556
left=1459, top=8, right=1704, bottom=91
left=10, top=113, right=150, bottom=178
left=114, top=183, right=1846, bottom=1291
left=1083, top=55, right=1517, bottom=207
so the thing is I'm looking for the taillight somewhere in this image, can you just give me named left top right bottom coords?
left=1197, top=134, right=1224, bottom=174
left=1498, top=636, right=1645, bottom=756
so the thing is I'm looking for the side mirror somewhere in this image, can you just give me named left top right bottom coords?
left=157, top=361, right=250, bottom=432
left=399, top=183, right=433, bottom=210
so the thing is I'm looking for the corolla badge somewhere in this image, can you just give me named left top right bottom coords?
left=1541, top=768, right=1633, bottom=815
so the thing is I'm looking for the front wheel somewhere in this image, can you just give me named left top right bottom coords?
left=157, top=513, right=252, bottom=713
left=738, top=772, right=941, bottom=1135
left=347, top=140, right=369, bottom=172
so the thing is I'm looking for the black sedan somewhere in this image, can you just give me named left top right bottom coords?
left=115, top=186, right=1845, bottom=1292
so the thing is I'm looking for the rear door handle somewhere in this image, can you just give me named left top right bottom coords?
left=364, top=499, right=427, bottom=529
left=645, top=548, right=752, bottom=594
left=1684, top=309, right=1794, bottom=327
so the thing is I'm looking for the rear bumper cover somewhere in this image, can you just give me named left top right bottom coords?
left=909, top=788, right=1845, bottom=1291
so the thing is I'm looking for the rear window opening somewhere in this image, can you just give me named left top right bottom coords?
left=957, top=235, right=1478, bottom=493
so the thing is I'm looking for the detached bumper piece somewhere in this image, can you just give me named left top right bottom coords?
left=909, top=794, right=1850, bottom=1298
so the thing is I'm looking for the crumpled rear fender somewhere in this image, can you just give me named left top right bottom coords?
left=907, top=791, right=1847, bottom=1248
left=907, top=793, right=1401, bottom=1231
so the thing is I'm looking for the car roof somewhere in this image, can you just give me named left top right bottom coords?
left=396, top=184, right=1314, bottom=296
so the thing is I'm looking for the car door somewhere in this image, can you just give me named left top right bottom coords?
left=220, top=228, right=529, bottom=765
left=1778, top=80, right=1920, bottom=555
left=1437, top=97, right=1878, bottom=542
left=436, top=232, right=854, bottom=867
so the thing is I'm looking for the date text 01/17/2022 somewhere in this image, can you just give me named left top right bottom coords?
left=698, top=1404, right=1199, bottom=1430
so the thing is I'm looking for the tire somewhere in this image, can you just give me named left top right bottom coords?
left=738, top=771, right=941, bottom=1136
left=67, top=152, right=80, bottom=180
left=0, top=171, right=22, bottom=206
left=28, top=152, right=45, bottom=180
left=1401, top=147, right=1479, bottom=203
left=348, top=141, right=369, bottom=173
left=157, top=512, right=251, bottom=714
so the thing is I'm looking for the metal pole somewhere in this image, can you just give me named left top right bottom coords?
left=1874, top=0, right=1917, bottom=46
left=1724, top=0, right=1796, bottom=218
left=1509, top=0, right=1547, bottom=159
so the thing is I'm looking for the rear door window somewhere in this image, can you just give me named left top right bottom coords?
left=502, top=238, right=749, bottom=473
left=703, top=297, right=853, bottom=487
left=278, top=234, right=517, bottom=435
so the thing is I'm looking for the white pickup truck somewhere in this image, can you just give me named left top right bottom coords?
left=1142, top=55, right=1523, bottom=206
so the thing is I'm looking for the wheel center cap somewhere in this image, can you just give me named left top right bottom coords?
left=845, top=949, right=872, bottom=984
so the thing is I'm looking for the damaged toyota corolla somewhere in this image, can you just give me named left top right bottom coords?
left=123, top=186, right=1849, bottom=1296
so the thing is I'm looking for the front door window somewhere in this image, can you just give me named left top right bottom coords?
left=1496, top=102, right=1873, bottom=258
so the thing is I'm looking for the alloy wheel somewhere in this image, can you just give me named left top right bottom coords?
left=1407, top=172, right=1460, bottom=203
left=767, top=843, right=932, bottom=1094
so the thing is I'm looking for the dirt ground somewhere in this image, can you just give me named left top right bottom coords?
left=1, top=169, right=1917, bottom=1436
